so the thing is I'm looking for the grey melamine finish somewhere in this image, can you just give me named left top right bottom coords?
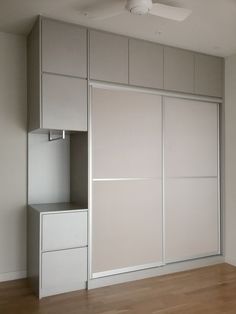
left=28, top=133, right=70, bottom=204
left=70, top=133, right=88, bottom=207
left=42, top=73, right=87, bottom=131
left=42, top=211, right=87, bottom=251
left=42, top=247, right=87, bottom=295
left=27, top=206, right=40, bottom=296
left=92, top=87, right=162, bottom=178
left=31, top=203, right=87, bottom=212
left=164, top=47, right=194, bottom=93
left=89, top=30, right=128, bottom=84
left=164, top=97, right=218, bottom=177
left=129, top=39, right=164, bottom=89
left=27, top=18, right=41, bottom=131
left=165, top=178, right=219, bottom=262
left=42, top=18, right=87, bottom=78
left=195, top=54, right=223, bottom=97
left=27, top=206, right=88, bottom=298
left=92, top=179, right=163, bottom=274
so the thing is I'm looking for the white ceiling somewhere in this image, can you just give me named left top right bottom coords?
left=0, top=0, right=236, bottom=57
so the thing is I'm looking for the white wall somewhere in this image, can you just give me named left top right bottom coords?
left=0, top=32, right=27, bottom=281
left=225, top=54, right=236, bottom=265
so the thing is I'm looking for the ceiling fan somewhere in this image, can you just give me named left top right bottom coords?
left=80, top=0, right=192, bottom=22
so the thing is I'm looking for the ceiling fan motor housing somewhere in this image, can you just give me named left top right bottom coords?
left=126, top=0, right=153, bottom=15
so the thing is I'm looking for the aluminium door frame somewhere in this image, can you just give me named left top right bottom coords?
left=87, top=80, right=222, bottom=280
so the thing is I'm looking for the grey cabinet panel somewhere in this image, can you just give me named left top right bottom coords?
left=89, top=31, right=128, bottom=84
left=129, top=39, right=164, bottom=89
left=164, top=47, right=194, bottom=93
left=92, top=87, right=162, bottom=178
left=195, top=54, right=223, bottom=97
left=42, top=18, right=87, bottom=78
left=28, top=18, right=41, bottom=131
left=42, top=74, right=87, bottom=131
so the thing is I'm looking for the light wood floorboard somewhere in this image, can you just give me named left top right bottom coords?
left=1, top=263, right=236, bottom=314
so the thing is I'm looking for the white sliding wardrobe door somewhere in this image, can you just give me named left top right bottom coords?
left=91, top=87, right=163, bottom=277
left=92, top=88, right=162, bottom=179
left=92, top=179, right=163, bottom=275
left=164, top=97, right=219, bottom=262
left=165, top=178, right=219, bottom=262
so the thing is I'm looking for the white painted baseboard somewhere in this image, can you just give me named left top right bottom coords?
left=0, top=270, right=27, bottom=282
left=88, top=255, right=225, bottom=290
left=225, top=257, right=236, bottom=267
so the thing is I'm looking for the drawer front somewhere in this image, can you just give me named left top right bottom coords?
left=42, top=211, right=87, bottom=251
left=41, top=248, right=87, bottom=292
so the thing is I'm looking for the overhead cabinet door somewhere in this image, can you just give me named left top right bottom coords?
left=42, top=74, right=87, bottom=131
left=129, top=39, right=164, bottom=89
left=194, top=54, right=223, bottom=97
left=91, top=86, right=163, bottom=277
left=164, top=47, right=194, bottom=93
left=164, top=97, right=219, bottom=262
left=41, top=18, right=87, bottom=78
left=89, top=31, right=128, bottom=84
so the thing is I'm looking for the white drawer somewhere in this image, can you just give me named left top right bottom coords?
left=41, top=247, right=87, bottom=295
left=42, top=211, right=87, bottom=251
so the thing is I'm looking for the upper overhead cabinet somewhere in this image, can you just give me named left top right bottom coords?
left=89, top=31, right=129, bottom=84
left=164, top=47, right=194, bottom=93
left=28, top=17, right=88, bottom=132
left=41, top=19, right=87, bottom=78
left=194, top=54, right=223, bottom=97
left=129, top=39, right=164, bottom=89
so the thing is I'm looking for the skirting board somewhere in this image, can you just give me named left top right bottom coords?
left=0, top=270, right=26, bottom=282
left=87, top=255, right=224, bottom=290
left=225, top=257, right=236, bottom=267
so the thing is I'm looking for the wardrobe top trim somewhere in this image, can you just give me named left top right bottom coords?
left=89, top=80, right=223, bottom=104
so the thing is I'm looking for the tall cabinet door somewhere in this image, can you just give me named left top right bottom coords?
left=164, top=97, right=219, bottom=263
left=91, top=87, right=163, bottom=277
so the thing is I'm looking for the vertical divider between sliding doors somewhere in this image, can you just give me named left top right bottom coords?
left=87, top=27, right=93, bottom=281
left=88, top=84, right=93, bottom=281
left=217, top=103, right=221, bottom=255
left=162, top=96, right=166, bottom=266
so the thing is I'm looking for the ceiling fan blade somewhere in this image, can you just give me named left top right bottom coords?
left=149, top=3, right=192, bottom=21
left=79, top=0, right=126, bottom=20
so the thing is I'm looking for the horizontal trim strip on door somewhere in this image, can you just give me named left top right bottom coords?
left=166, top=176, right=218, bottom=179
left=92, top=177, right=162, bottom=182
left=89, top=80, right=223, bottom=104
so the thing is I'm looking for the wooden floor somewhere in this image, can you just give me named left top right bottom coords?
left=1, top=264, right=236, bottom=314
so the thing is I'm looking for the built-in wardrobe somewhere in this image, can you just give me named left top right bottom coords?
left=27, top=16, right=223, bottom=298
left=90, top=86, right=220, bottom=279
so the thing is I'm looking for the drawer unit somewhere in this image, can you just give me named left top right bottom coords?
left=42, top=247, right=87, bottom=295
left=27, top=204, right=88, bottom=298
left=42, top=211, right=87, bottom=251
